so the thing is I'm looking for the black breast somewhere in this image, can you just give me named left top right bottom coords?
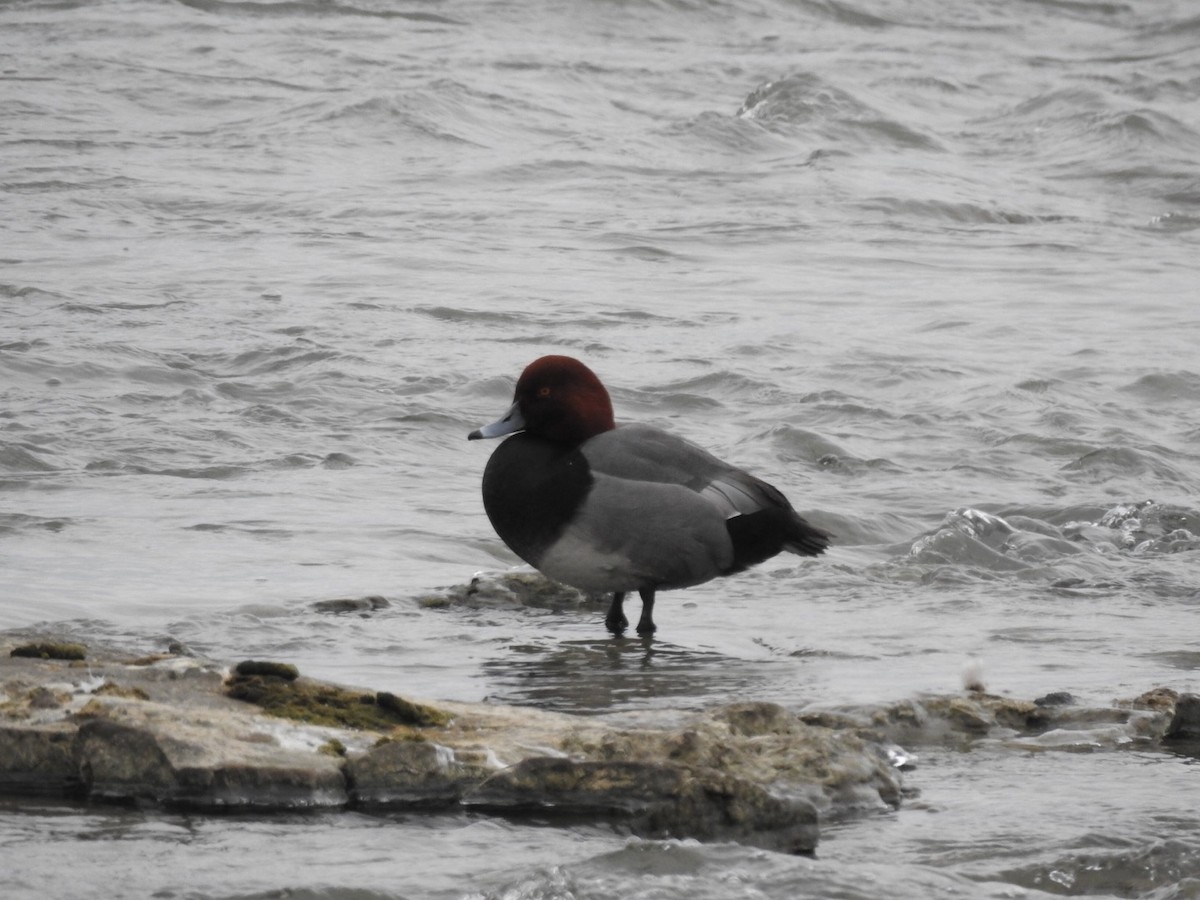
left=481, top=433, right=593, bottom=567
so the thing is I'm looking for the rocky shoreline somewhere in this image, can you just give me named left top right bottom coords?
left=3, top=623, right=1197, bottom=855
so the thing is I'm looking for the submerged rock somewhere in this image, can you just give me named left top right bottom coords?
left=311, top=595, right=390, bottom=615
left=800, top=689, right=1178, bottom=753
left=416, top=570, right=600, bottom=611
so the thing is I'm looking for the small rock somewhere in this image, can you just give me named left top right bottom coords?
left=312, top=596, right=390, bottom=615
left=421, top=571, right=597, bottom=611
left=1133, top=687, right=1179, bottom=712
left=28, top=687, right=64, bottom=710
left=1165, top=693, right=1200, bottom=740
left=321, top=453, right=355, bottom=470
left=1035, top=692, right=1076, bottom=708
left=234, top=661, right=300, bottom=681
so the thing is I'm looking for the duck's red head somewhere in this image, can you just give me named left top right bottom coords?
left=514, top=355, right=616, bottom=445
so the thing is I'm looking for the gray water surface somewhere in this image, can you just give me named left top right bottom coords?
left=3, top=0, right=1199, bottom=896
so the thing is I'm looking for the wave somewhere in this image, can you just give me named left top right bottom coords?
left=1119, top=371, right=1200, bottom=402
left=173, top=0, right=465, bottom=24
left=736, top=72, right=942, bottom=151
left=1145, top=211, right=1200, bottom=231
left=1061, top=447, right=1193, bottom=487
left=905, top=503, right=1200, bottom=583
left=858, top=196, right=1071, bottom=226
left=0, top=512, right=72, bottom=536
left=0, top=283, right=69, bottom=303
left=0, top=443, right=58, bottom=474
left=998, top=837, right=1200, bottom=898
left=970, top=88, right=1200, bottom=184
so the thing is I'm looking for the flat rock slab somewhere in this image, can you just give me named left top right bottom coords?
left=1, top=630, right=1192, bottom=853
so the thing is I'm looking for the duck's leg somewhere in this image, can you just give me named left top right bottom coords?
left=606, top=592, right=629, bottom=633
left=635, top=588, right=657, bottom=636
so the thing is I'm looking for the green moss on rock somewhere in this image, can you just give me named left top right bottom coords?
left=234, top=660, right=300, bottom=681
left=10, top=642, right=87, bottom=661
left=226, top=672, right=451, bottom=732
left=372, top=728, right=428, bottom=747
left=94, top=681, right=150, bottom=701
left=376, top=692, right=452, bottom=728
left=318, top=738, right=348, bottom=757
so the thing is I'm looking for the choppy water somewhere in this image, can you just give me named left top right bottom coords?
left=2, top=0, right=1199, bottom=897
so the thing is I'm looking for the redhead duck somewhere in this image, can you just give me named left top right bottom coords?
left=468, top=356, right=830, bottom=635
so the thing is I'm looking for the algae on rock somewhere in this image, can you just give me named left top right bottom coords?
left=225, top=666, right=451, bottom=730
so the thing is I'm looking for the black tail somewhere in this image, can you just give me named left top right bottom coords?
left=725, top=509, right=831, bottom=573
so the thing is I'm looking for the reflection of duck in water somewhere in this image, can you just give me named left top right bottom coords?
left=469, top=356, right=831, bottom=636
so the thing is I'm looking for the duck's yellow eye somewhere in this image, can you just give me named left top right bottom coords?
left=537, top=386, right=552, bottom=398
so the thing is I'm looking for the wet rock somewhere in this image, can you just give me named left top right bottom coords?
left=714, top=700, right=798, bottom=736
left=3, top=629, right=1197, bottom=850
left=558, top=708, right=902, bottom=815
left=465, top=757, right=820, bottom=853
left=1165, top=693, right=1200, bottom=741
left=803, top=691, right=1174, bottom=750
left=1035, top=691, right=1076, bottom=707
left=1134, top=686, right=1179, bottom=713
left=0, top=632, right=897, bottom=847
left=73, top=705, right=350, bottom=809
left=69, top=701, right=352, bottom=810
left=77, top=719, right=179, bottom=803
left=171, top=761, right=347, bottom=809
left=0, top=724, right=80, bottom=796
left=346, top=738, right=488, bottom=806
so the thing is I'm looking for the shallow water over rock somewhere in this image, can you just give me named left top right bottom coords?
left=4, top=627, right=1198, bottom=900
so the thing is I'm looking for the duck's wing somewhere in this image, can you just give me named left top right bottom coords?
left=582, top=423, right=830, bottom=560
